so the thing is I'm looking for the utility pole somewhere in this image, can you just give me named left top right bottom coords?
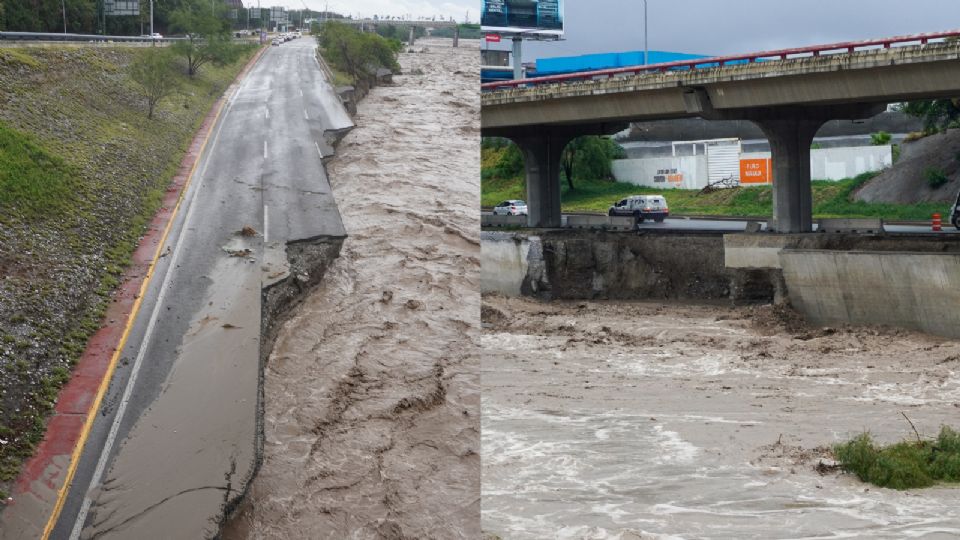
left=512, top=36, right=522, bottom=80
left=643, top=0, right=649, bottom=65
left=62, top=0, right=67, bottom=33
left=150, top=0, right=154, bottom=36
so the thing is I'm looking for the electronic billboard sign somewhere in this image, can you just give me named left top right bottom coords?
left=481, top=0, right=564, bottom=36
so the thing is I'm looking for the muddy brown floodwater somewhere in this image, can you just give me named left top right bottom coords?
left=482, top=295, right=960, bottom=539
left=223, top=39, right=480, bottom=538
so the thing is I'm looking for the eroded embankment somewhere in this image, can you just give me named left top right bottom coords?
left=224, top=38, right=481, bottom=538
left=483, top=230, right=783, bottom=303
left=482, top=294, right=960, bottom=539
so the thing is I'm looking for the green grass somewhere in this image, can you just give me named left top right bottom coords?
left=0, top=123, right=75, bottom=216
left=835, top=427, right=960, bottom=490
left=0, top=44, right=260, bottom=500
left=482, top=171, right=949, bottom=221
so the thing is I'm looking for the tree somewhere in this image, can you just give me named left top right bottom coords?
left=130, top=48, right=179, bottom=119
left=561, top=139, right=579, bottom=191
left=899, top=99, right=960, bottom=133
left=169, top=0, right=238, bottom=77
left=561, top=136, right=626, bottom=189
left=317, top=21, right=400, bottom=83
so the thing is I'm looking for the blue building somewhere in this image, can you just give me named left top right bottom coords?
left=534, top=50, right=710, bottom=76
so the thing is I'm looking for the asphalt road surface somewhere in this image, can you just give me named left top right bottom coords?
left=483, top=213, right=960, bottom=234
left=48, top=37, right=350, bottom=539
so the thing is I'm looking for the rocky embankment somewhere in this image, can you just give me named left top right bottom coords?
left=854, top=128, right=960, bottom=204
left=0, top=46, right=255, bottom=500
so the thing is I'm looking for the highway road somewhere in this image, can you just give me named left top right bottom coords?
left=39, top=37, right=351, bottom=539
left=483, top=212, right=960, bottom=234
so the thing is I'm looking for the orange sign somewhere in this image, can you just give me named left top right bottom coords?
left=740, top=158, right=772, bottom=185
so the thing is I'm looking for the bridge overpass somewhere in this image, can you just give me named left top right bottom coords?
left=335, top=18, right=459, bottom=46
left=481, top=31, right=960, bottom=233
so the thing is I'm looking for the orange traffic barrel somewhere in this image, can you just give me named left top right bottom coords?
left=933, top=213, right=942, bottom=232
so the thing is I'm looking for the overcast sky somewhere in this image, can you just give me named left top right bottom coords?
left=293, top=0, right=476, bottom=22
left=482, top=0, right=959, bottom=62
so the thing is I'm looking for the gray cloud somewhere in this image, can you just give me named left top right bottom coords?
left=483, top=0, right=959, bottom=63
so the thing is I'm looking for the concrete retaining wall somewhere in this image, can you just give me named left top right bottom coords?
left=482, top=230, right=779, bottom=303
left=482, top=214, right=527, bottom=227
left=565, top=215, right=635, bottom=230
left=780, top=250, right=960, bottom=339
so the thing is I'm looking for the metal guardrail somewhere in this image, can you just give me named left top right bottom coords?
left=0, top=31, right=185, bottom=43
left=482, top=29, right=960, bottom=91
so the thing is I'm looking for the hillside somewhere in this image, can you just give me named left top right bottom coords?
left=853, top=129, right=960, bottom=204
left=0, top=45, right=256, bottom=499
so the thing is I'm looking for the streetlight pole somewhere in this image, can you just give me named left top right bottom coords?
left=62, top=0, right=67, bottom=33
left=643, top=0, right=649, bottom=65
left=150, top=0, right=154, bottom=36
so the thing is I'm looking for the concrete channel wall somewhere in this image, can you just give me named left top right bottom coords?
left=484, top=229, right=960, bottom=339
left=781, top=250, right=960, bottom=339
left=482, top=230, right=777, bottom=302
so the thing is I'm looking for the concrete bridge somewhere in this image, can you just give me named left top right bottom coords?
left=336, top=18, right=459, bottom=46
left=481, top=31, right=960, bottom=232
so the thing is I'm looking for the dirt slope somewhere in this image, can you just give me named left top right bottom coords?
left=854, top=129, right=960, bottom=204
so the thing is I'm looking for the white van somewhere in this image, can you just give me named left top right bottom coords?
left=608, top=195, right=669, bottom=223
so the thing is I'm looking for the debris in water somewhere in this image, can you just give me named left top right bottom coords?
left=223, top=248, right=253, bottom=258
left=222, top=323, right=241, bottom=329
left=239, top=226, right=258, bottom=237
left=380, top=290, right=394, bottom=304
left=405, top=299, right=423, bottom=310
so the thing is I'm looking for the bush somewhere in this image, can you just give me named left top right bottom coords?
left=870, top=131, right=892, bottom=145
left=925, top=167, right=949, bottom=189
left=834, top=427, right=960, bottom=490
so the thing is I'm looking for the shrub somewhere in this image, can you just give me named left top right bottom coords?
left=870, top=131, right=892, bottom=145
left=835, top=426, right=960, bottom=490
left=925, top=167, right=949, bottom=189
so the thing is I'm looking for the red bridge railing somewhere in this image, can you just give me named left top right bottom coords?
left=481, top=29, right=960, bottom=91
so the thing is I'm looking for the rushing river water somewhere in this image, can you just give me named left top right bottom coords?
left=482, top=296, right=960, bottom=539
left=225, top=39, right=481, bottom=538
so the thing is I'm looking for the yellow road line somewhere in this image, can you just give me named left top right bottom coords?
left=40, top=47, right=266, bottom=539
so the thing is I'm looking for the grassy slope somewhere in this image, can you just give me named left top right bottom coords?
left=0, top=45, right=257, bottom=499
left=481, top=148, right=948, bottom=221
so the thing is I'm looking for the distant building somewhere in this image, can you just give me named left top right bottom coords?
left=481, top=49, right=716, bottom=84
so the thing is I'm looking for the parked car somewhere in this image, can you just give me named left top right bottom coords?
left=150, top=32, right=163, bottom=40
left=608, top=195, right=669, bottom=223
left=271, top=38, right=280, bottom=46
left=492, top=200, right=528, bottom=216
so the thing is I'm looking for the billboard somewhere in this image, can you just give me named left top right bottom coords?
left=270, top=7, right=288, bottom=23
left=481, top=0, right=564, bottom=36
left=104, top=0, right=139, bottom=16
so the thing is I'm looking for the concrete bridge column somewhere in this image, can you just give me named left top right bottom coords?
left=752, top=116, right=824, bottom=233
left=682, top=89, right=884, bottom=234
left=453, top=25, right=459, bottom=48
left=409, top=26, right=415, bottom=45
left=513, top=133, right=575, bottom=228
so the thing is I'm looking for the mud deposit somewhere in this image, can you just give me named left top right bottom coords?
left=482, top=295, right=960, bottom=539
left=225, top=39, right=481, bottom=538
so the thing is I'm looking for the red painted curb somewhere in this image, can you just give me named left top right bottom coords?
left=3, top=45, right=268, bottom=529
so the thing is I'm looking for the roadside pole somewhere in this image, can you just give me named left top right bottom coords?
left=512, top=36, right=522, bottom=80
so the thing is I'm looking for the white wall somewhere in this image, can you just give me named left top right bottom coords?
left=614, top=145, right=893, bottom=188
left=611, top=155, right=709, bottom=190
